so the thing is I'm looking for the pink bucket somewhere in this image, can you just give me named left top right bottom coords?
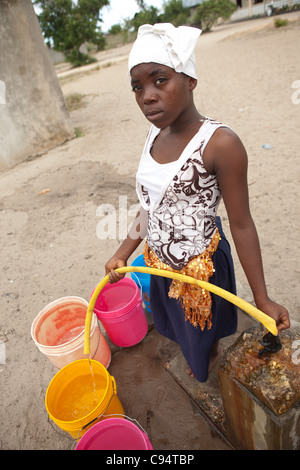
left=92, top=278, right=148, bottom=347
left=75, top=417, right=153, bottom=450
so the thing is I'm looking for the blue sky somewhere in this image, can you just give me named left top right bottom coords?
left=101, top=0, right=165, bottom=32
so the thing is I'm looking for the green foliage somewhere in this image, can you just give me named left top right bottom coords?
left=135, top=0, right=147, bottom=10
left=274, top=18, right=288, bottom=27
left=160, top=0, right=190, bottom=26
left=65, top=93, right=87, bottom=111
left=193, top=0, right=237, bottom=32
left=131, top=5, right=160, bottom=32
left=74, top=127, right=85, bottom=137
left=109, top=24, right=122, bottom=35
left=33, top=0, right=109, bottom=66
left=130, top=0, right=192, bottom=33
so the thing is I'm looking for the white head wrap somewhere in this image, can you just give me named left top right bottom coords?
left=128, top=23, right=202, bottom=79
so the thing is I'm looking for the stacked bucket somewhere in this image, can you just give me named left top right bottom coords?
left=31, top=255, right=153, bottom=450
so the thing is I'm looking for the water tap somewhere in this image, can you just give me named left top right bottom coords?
left=258, top=332, right=282, bottom=358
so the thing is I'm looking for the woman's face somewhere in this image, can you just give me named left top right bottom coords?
left=130, top=62, right=197, bottom=129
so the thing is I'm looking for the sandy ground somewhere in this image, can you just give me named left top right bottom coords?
left=0, top=12, right=299, bottom=451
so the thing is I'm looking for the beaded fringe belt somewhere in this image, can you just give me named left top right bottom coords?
left=143, top=229, right=221, bottom=330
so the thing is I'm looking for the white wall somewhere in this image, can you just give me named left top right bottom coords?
left=0, top=0, right=74, bottom=170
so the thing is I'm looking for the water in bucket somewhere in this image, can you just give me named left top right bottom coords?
left=130, top=254, right=151, bottom=313
left=45, top=359, right=124, bottom=439
left=55, top=367, right=104, bottom=421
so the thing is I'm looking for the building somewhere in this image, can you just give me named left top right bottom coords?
left=182, top=0, right=298, bottom=21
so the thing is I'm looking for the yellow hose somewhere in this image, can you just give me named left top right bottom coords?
left=84, top=266, right=278, bottom=355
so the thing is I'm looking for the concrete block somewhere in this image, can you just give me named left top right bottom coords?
left=218, top=326, right=300, bottom=450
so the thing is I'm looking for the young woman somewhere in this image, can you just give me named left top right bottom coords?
left=105, top=24, right=290, bottom=382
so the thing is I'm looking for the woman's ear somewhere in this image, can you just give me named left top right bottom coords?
left=189, top=77, right=197, bottom=91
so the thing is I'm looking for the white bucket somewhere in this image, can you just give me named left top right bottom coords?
left=31, top=296, right=111, bottom=369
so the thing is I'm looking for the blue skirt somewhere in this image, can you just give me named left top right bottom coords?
left=149, top=217, right=238, bottom=382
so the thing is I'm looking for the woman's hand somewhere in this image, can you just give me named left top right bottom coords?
left=105, top=256, right=127, bottom=283
left=256, top=297, right=290, bottom=333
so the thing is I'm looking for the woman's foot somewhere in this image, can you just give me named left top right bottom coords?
left=186, top=341, right=223, bottom=379
left=209, top=341, right=223, bottom=371
left=186, top=367, right=195, bottom=378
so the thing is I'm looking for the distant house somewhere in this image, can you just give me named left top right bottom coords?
left=182, top=0, right=298, bottom=21
left=182, top=0, right=203, bottom=7
left=182, top=0, right=241, bottom=18
left=182, top=0, right=205, bottom=15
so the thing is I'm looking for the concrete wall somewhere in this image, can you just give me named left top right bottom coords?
left=0, top=0, right=74, bottom=170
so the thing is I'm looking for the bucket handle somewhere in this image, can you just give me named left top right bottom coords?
left=100, top=413, right=149, bottom=437
left=91, top=317, right=102, bottom=359
left=111, top=376, right=117, bottom=395
left=131, top=272, right=147, bottom=306
left=131, top=271, right=142, bottom=291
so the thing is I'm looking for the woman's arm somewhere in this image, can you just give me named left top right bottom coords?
left=204, top=128, right=290, bottom=332
left=105, top=206, right=148, bottom=283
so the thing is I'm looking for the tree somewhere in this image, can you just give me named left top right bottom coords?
left=131, top=0, right=191, bottom=33
left=160, top=0, right=190, bottom=27
left=192, top=0, right=237, bottom=32
left=135, top=0, right=147, bottom=10
left=131, top=5, right=160, bottom=32
left=108, top=24, right=122, bottom=35
left=33, top=0, right=109, bottom=66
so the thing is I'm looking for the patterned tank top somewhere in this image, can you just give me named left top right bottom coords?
left=136, top=118, right=229, bottom=270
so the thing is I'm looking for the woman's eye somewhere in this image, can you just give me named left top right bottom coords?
left=155, top=78, right=166, bottom=85
left=132, top=85, right=142, bottom=92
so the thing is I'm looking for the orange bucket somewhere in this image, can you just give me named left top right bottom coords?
left=45, top=359, right=124, bottom=439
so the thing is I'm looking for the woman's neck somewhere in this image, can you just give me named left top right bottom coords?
left=169, top=106, right=204, bottom=135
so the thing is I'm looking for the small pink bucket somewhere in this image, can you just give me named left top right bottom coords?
left=75, top=417, right=153, bottom=450
left=92, top=278, right=148, bottom=347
